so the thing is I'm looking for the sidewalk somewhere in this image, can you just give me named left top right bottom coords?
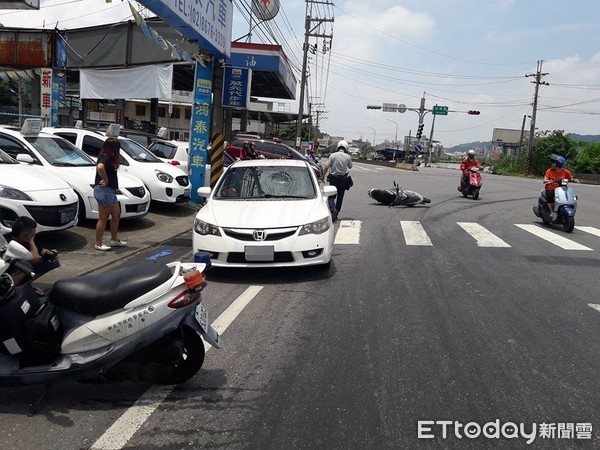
left=33, top=202, right=199, bottom=290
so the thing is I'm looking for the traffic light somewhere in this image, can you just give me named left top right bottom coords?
left=467, top=110, right=480, bottom=115
left=416, top=123, right=424, bottom=140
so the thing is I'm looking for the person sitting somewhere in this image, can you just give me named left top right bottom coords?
left=460, top=149, right=480, bottom=186
left=3, top=216, right=60, bottom=295
left=543, top=154, right=578, bottom=219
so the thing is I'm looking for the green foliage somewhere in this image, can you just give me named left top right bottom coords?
left=572, top=141, right=600, bottom=174
left=530, top=130, right=576, bottom=176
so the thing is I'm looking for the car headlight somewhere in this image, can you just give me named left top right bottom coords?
left=299, top=216, right=331, bottom=235
left=0, top=185, right=33, bottom=201
left=156, top=170, right=173, bottom=183
left=194, top=218, right=221, bottom=236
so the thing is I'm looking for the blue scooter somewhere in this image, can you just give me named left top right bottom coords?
left=533, top=179, right=578, bottom=233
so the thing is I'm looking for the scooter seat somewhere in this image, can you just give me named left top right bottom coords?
left=48, top=263, right=173, bottom=317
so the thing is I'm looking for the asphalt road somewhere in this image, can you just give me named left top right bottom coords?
left=1, top=164, right=599, bottom=449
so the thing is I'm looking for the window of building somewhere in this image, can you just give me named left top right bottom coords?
left=172, top=108, right=180, bottom=119
left=135, top=105, right=146, bottom=116
left=158, top=107, right=166, bottom=118
left=184, top=108, right=191, bottom=120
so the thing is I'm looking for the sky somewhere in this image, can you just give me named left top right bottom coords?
left=3, top=0, right=600, bottom=148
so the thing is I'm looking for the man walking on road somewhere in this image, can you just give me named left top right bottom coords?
left=323, top=140, right=353, bottom=222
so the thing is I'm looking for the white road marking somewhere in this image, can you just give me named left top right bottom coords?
left=401, top=221, right=432, bottom=246
left=515, top=224, right=593, bottom=251
left=334, top=220, right=361, bottom=244
left=90, top=285, right=264, bottom=450
left=457, top=222, right=511, bottom=248
left=576, top=226, right=600, bottom=238
left=589, top=304, right=600, bottom=314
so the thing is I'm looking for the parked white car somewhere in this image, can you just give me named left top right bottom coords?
left=0, top=149, right=78, bottom=234
left=148, top=139, right=190, bottom=173
left=0, top=122, right=150, bottom=220
left=44, top=127, right=192, bottom=203
left=193, top=159, right=337, bottom=269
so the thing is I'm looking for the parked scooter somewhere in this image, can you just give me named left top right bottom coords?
left=368, top=181, right=431, bottom=207
left=533, top=179, right=578, bottom=233
left=458, top=166, right=483, bottom=200
left=0, top=238, right=220, bottom=388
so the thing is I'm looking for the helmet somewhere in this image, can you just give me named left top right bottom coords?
left=467, top=149, right=475, bottom=158
left=337, top=140, right=349, bottom=152
left=550, top=154, right=566, bottom=168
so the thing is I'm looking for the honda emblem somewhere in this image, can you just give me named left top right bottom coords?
left=253, top=230, right=266, bottom=241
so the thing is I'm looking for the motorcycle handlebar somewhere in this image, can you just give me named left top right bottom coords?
left=11, top=260, right=35, bottom=278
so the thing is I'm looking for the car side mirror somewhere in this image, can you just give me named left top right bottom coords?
left=323, top=185, right=337, bottom=197
left=197, top=187, right=212, bottom=197
left=16, top=153, right=35, bottom=163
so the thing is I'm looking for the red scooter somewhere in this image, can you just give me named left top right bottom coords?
left=458, top=167, right=482, bottom=200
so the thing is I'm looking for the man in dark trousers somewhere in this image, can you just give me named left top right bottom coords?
left=323, top=140, right=353, bottom=222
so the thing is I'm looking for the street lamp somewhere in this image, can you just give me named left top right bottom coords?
left=366, top=126, right=376, bottom=150
left=386, top=119, right=399, bottom=161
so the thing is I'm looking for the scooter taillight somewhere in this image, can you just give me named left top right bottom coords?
left=168, top=290, right=201, bottom=309
left=184, top=270, right=206, bottom=289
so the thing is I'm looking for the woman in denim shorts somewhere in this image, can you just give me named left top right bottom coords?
left=93, top=138, right=128, bottom=251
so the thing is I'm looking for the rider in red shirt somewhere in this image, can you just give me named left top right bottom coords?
left=543, top=154, right=577, bottom=218
left=460, top=149, right=480, bottom=185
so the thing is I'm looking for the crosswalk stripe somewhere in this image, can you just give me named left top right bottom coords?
left=457, top=222, right=511, bottom=247
left=515, top=224, right=593, bottom=250
left=334, top=220, right=361, bottom=244
left=576, top=226, right=600, bottom=238
left=401, top=221, right=432, bottom=246
left=589, top=304, right=600, bottom=314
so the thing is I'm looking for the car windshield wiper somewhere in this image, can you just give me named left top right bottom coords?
left=256, top=194, right=310, bottom=199
left=52, top=162, right=80, bottom=166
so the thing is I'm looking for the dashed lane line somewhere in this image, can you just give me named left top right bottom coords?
left=90, top=285, right=264, bottom=450
left=515, top=224, right=593, bottom=251
left=401, top=221, right=432, bottom=246
left=457, top=222, right=511, bottom=248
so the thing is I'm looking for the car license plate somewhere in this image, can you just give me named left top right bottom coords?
left=184, top=188, right=191, bottom=197
left=137, top=203, right=147, bottom=213
left=195, top=302, right=208, bottom=332
left=60, top=209, right=76, bottom=224
left=245, top=245, right=274, bottom=261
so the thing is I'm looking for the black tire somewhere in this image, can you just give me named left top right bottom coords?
left=160, top=327, right=205, bottom=385
left=473, top=189, right=480, bottom=200
left=77, top=193, right=87, bottom=220
left=563, top=216, right=575, bottom=233
left=314, top=260, right=331, bottom=271
left=422, top=197, right=431, bottom=203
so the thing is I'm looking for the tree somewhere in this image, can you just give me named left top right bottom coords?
left=573, top=141, right=600, bottom=174
left=531, top=130, right=576, bottom=176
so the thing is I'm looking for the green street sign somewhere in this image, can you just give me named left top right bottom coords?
left=432, top=105, right=448, bottom=115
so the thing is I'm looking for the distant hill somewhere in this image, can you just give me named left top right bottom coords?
left=567, top=134, right=600, bottom=143
left=448, top=134, right=600, bottom=153
left=448, top=141, right=492, bottom=153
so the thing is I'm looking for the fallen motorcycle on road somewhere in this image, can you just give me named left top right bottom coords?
left=368, top=181, right=431, bottom=207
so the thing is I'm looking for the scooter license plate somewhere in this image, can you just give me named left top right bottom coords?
left=195, top=303, right=209, bottom=332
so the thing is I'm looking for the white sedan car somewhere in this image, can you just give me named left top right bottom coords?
left=0, top=126, right=150, bottom=220
left=0, top=149, right=78, bottom=234
left=193, top=159, right=337, bottom=269
left=44, top=128, right=191, bottom=203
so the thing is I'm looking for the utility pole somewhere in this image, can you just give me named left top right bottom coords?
left=525, top=60, right=549, bottom=175
left=518, top=114, right=527, bottom=154
left=296, top=0, right=334, bottom=148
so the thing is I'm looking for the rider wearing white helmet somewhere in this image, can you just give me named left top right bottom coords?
left=323, top=140, right=353, bottom=222
left=460, top=149, right=481, bottom=186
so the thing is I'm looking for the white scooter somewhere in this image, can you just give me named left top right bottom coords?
left=533, top=179, right=578, bottom=233
left=0, top=238, right=220, bottom=390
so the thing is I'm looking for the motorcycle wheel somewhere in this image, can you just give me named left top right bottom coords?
left=473, top=189, right=480, bottom=200
left=563, top=216, right=575, bottom=233
left=160, top=327, right=206, bottom=385
left=462, top=190, right=468, bottom=198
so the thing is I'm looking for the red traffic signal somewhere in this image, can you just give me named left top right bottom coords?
left=467, top=110, right=480, bottom=115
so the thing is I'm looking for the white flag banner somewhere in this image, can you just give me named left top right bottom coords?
left=80, top=64, right=173, bottom=100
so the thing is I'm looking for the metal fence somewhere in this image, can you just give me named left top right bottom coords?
left=0, top=106, right=44, bottom=127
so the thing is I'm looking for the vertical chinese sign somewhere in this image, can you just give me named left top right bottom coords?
left=222, top=67, right=251, bottom=109
left=40, top=68, right=62, bottom=127
left=188, top=61, right=213, bottom=203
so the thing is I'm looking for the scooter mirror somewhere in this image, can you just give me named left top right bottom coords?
left=4, top=241, right=33, bottom=262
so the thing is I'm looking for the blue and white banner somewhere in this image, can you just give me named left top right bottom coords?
left=188, top=61, right=213, bottom=203
left=222, top=67, right=251, bottom=109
